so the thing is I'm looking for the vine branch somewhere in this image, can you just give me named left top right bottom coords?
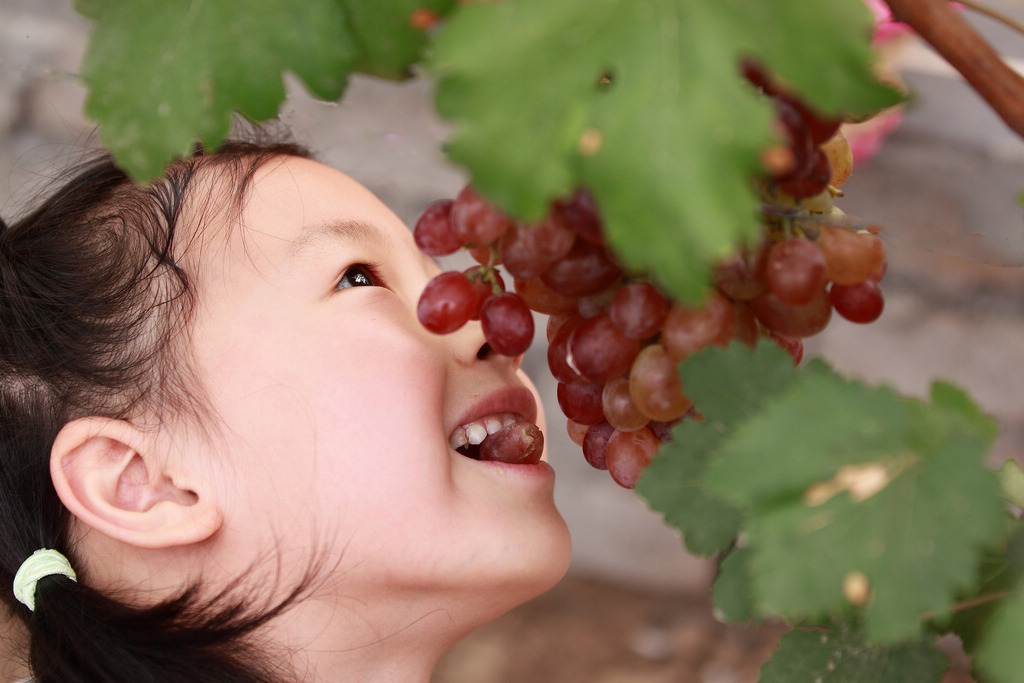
left=885, top=0, right=1024, bottom=139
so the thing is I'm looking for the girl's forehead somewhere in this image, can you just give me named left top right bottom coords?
left=183, top=156, right=405, bottom=271
left=242, top=157, right=404, bottom=246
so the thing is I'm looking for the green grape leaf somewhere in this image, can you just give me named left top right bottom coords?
left=703, top=370, right=1004, bottom=642
left=705, top=372, right=912, bottom=508
left=76, top=0, right=454, bottom=181
left=636, top=342, right=825, bottom=556
left=713, top=546, right=756, bottom=623
left=637, top=418, right=744, bottom=556
left=430, top=0, right=901, bottom=302
left=343, top=0, right=458, bottom=79
left=975, top=577, right=1024, bottom=683
left=945, top=517, right=1024, bottom=654
left=759, top=624, right=949, bottom=683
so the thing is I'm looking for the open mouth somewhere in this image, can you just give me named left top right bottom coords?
left=450, top=412, right=544, bottom=464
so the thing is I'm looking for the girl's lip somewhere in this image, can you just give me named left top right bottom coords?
left=451, top=385, right=539, bottom=437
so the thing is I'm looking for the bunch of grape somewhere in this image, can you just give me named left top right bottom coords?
left=414, top=66, right=887, bottom=489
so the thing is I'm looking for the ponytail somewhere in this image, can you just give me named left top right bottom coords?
left=1, top=133, right=314, bottom=683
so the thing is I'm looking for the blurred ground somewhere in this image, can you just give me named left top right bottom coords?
left=1, top=1, right=1023, bottom=682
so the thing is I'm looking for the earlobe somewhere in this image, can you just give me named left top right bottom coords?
left=50, top=417, right=222, bottom=549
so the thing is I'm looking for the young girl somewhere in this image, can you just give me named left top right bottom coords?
left=0, top=130, right=571, bottom=682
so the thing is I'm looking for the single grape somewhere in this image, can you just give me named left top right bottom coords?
left=478, top=422, right=544, bottom=464
left=552, top=188, right=604, bottom=244
left=816, top=225, right=886, bottom=285
left=541, top=239, right=621, bottom=297
left=661, top=291, right=736, bottom=361
left=519, top=215, right=576, bottom=261
left=480, top=292, right=534, bottom=356
left=830, top=280, right=884, bottom=323
left=750, top=288, right=832, bottom=338
left=567, top=419, right=589, bottom=447
left=547, top=314, right=585, bottom=383
left=515, top=276, right=578, bottom=316
left=765, top=238, right=828, bottom=306
left=629, top=344, right=693, bottom=422
left=413, top=199, right=461, bottom=256
left=602, top=377, right=650, bottom=432
left=606, top=427, right=659, bottom=489
left=582, top=421, right=615, bottom=470
left=557, top=380, right=606, bottom=426
left=610, top=281, right=670, bottom=340
left=417, top=271, right=478, bottom=334
left=450, top=185, right=514, bottom=245
left=499, top=225, right=552, bottom=280
left=568, top=314, right=641, bottom=383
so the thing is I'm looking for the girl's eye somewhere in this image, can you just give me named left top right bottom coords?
left=335, top=263, right=382, bottom=290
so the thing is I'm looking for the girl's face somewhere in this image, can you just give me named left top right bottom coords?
left=182, top=157, right=570, bottom=639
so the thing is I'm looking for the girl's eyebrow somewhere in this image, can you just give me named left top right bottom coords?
left=288, top=218, right=387, bottom=260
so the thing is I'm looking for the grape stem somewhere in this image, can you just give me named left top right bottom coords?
left=884, top=0, right=1024, bottom=139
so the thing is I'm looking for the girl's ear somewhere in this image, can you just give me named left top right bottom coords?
left=50, top=417, right=222, bottom=549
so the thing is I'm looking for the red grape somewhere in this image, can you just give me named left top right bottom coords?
left=552, top=188, right=604, bottom=244
left=567, top=419, right=589, bottom=446
left=519, top=215, right=576, bottom=261
left=606, top=427, right=659, bottom=488
left=547, top=314, right=586, bottom=383
left=830, top=280, right=884, bottom=323
left=816, top=225, right=886, bottom=286
left=750, top=288, right=832, bottom=338
left=499, top=224, right=552, bottom=280
left=602, top=377, right=649, bottom=432
left=451, top=185, right=514, bottom=245
left=610, top=281, right=670, bottom=340
left=541, top=238, right=621, bottom=297
left=515, top=276, right=578, bottom=315
left=413, top=199, right=460, bottom=256
left=661, top=291, right=736, bottom=361
left=557, top=380, right=606, bottom=426
left=629, top=344, right=692, bottom=422
left=568, top=314, right=640, bottom=383
left=417, top=271, right=477, bottom=334
left=480, top=292, right=534, bottom=356
left=765, top=238, right=828, bottom=306
left=582, top=421, right=615, bottom=470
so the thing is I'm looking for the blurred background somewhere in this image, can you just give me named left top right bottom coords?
left=0, top=0, right=1022, bottom=680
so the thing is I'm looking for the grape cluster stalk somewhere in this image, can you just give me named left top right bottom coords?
left=414, top=63, right=888, bottom=489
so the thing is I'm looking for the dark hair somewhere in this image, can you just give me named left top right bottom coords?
left=0, top=130, right=316, bottom=682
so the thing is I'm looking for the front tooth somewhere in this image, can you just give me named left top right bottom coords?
left=484, top=416, right=504, bottom=435
left=501, top=414, right=517, bottom=427
left=466, top=423, right=488, bottom=445
left=450, top=428, right=469, bottom=450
